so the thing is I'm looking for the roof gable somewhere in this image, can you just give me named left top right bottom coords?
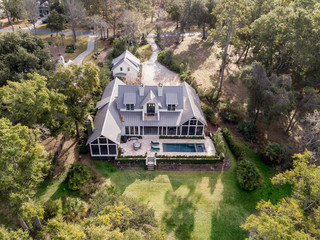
left=140, top=90, right=162, bottom=107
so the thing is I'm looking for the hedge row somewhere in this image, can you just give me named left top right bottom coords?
left=116, top=158, right=146, bottom=162
left=156, top=155, right=218, bottom=159
left=117, top=155, right=146, bottom=159
left=156, top=159, right=222, bottom=164
left=221, top=128, right=244, bottom=160
left=159, top=136, right=204, bottom=139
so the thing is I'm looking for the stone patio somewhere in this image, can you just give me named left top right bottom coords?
left=120, top=136, right=216, bottom=157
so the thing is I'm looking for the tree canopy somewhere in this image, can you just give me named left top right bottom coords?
left=242, top=151, right=320, bottom=239
left=0, top=73, right=67, bottom=136
left=0, top=118, right=49, bottom=207
left=0, top=31, right=53, bottom=86
left=50, top=63, right=100, bottom=137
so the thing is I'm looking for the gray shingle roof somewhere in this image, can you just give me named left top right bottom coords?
left=111, top=50, right=141, bottom=72
left=140, top=90, right=162, bottom=107
left=87, top=80, right=207, bottom=146
left=117, top=85, right=184, bottom=110
left=86, top=78, right=126, bottom=145
left=123, top=92, right=136, bottom=105
left=166, top=93, right=178, bottom=105
left=179, top=82, right=206, bottom=125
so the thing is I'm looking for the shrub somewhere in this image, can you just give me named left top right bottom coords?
left=169, top=60, right=181, bottom=73
left=261, top=142, right=292, bottom=168
left=219, top=108, right=241, bottom=124
left=62, top=197, right=87, bottom=221
left=157, top=50, right=166, bottom=63
left=111, top=36, right=127, bottom=58
left=221, top=128, right=244, bottom=160
left=78, top=136, right=88, bottom=155
left=44, top=199, right=61, bottom=220
left=157, top=49, right=181, bottom=73
left=66, top=162, right=90, bottom=191
left=180, top=70, right=197, bottom=89
left=139, top=39, right=148, bottom=46
left=235, top=160, right=261, bottom=191
left=212, top=129, right=225, bottom=155
left=237, top=122, right=258, bottom=142
left=203, top=104, right=216, bottom=124
left=65, top=44, right=74, bottom=53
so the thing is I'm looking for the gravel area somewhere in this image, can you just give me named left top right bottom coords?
left=141, top=35, right=180, bottom=86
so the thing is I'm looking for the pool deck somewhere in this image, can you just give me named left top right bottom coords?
left=120, top=136, right=216, bottom=157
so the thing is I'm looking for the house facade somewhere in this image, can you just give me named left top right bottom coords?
left=37, top=0, right=50, bottom=16
left=86, top=78, right=207, bottom=157
left=111, top=50, right=141, bottom=81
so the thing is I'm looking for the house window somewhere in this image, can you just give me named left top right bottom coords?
left=108, top=145, right=117, bottom=155
left=126, top=104, right=134, bottom=110
left=100, top=145, right=108, bottom=155
left=189, top=126, right=196, bottom=135
left=99, top=137, right=107, bottom=144
left=127, top=67, right=130, bottom=71
left=190, top=119, right=197, bottom=125
left=181, top=126, right=188, bottom=135
left=120, top=67, right=123, bottom=71
left=196, top=126, right=203, bottom=135
left=147, top=103, right=155, bottom=115
left=168, top=104, right=176, bottom=111
left=91, top=145, right=99, bottom=155
left=125, top=126, right=129, bottom=135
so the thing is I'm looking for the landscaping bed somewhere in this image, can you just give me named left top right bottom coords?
left=156, top=159, right=230, bottom=171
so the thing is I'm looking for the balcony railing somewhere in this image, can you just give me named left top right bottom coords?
left=144, top=113, right=158, bottom=121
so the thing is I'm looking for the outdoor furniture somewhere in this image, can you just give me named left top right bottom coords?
left=151, top=140, right=159, bottom=145
left=128, top=137, right=139, bottom=141
left=151, top=146, right=160, bottom=151
left=133, top=141, right=141, bottom=150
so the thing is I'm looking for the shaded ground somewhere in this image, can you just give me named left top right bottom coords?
left=36, top=137, right=80, bottom=203
left=38, top=34, right=89, bottom=62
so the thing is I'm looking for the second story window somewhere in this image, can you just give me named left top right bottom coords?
left=126, top=104, right=134, bottom=110
left=127, top=67, right=130, bottom=71
left=168, top=104, right=176, bottom=111
left=120, top=67, right=123, bottom=71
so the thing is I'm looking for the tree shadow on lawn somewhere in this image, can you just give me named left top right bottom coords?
left=49, top=179, right=83, bottom=201
left=162, top=186, right=201, bottom=240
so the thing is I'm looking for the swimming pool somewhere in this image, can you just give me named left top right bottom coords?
left=162, top=143, right=206, bottom=152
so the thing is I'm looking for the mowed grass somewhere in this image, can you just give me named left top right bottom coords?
left=94, top=147, right=291, bottom=240
left=35, top=172, right=82, bottom=203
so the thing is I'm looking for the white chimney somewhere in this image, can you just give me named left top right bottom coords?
left=158, top=83, right=163, bottom=97
left=139, top=83, right=144, bottom=96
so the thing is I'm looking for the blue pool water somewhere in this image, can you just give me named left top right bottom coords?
left=163, top=143, right=206, bottom=152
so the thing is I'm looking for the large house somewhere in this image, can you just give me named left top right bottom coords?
left=37, top=0, right=50, bottom=16
left=111, top=50, right=141, bottom=81
left=86, top=78, right=207, bottom=157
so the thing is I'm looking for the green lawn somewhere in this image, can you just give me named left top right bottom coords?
left=94, top=147, right=291, bottom=240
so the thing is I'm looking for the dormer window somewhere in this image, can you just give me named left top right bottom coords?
left=126, top=104, right=134, bottom=110
left=168, top=104, right=175, bottom=111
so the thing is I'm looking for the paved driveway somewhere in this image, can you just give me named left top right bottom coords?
left=141, top=35, right=180, bottom=86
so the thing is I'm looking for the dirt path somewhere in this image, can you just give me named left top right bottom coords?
left=141, top=35, right=180, bottom=86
